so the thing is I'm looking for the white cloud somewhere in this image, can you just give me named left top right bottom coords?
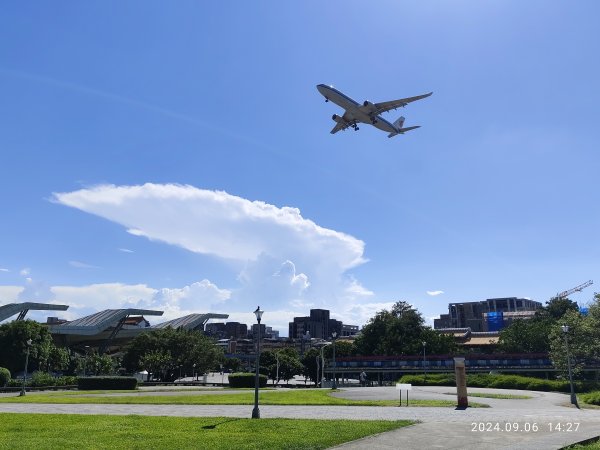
left=20, top=268, right=30, bottom=276
left=52, top=183, right=365, bottom=269
left=69, top=260, right=100, bottom=269
left=0, top=268, right=9, bottom=272
left=18, top=278, right=53, bottom=302
left=0, top=286, right=24, bottom=303
left=118, top=248, right=134, bottom=253
left=52, top=183, right=374, bottom=328
left=427, top=290, right=444, bottom=296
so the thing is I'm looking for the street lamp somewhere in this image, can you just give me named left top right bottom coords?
left=252, top=306, right=264, bottom=419
left=193, top=363, right=197, bottom=381
left=275, top=351, right=280, bottom=386
left=422, top=341, right=427, bottom=383
left=319, top=343, right=330, bottom=387
left=83, top=345, right=90, bottom=377
left=19, top=339, right=32, bottom=397
left=331, top=332, right=337, bottom=389
left=561, top=325, right=578, bottom=407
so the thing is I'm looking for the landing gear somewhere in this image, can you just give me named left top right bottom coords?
left=371, top=119, right=378, bottom=124
left=353, top=125, right=359, bottom=131
left=325, top=97, right=329, bottom=102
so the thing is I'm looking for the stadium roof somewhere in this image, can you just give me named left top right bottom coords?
left=0, top=302, right=69, bottom=322
left=151, top=313, right=229, bottom=331
left=49, top=308, right=163, bottom=335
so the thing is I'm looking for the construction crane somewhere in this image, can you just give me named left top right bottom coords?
left=555, top=280, right=593, bottom=300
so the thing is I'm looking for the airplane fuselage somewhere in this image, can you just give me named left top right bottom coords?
left=317, top=84, right=397, bottom=133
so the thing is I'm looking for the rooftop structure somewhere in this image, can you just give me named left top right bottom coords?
left=0, top=302, right=69, bottom=322
left=151, top=313, right=228, bottom=331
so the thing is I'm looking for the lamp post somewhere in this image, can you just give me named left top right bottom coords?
left=193, top=363, right=197, bottom=381
left=315, top=355, right=320, bottom=387
left=561, top=325, right=578, bottom=406
left=275, top=351, right=280, bottom=386
left=422, top=341, right=427, bottom=383
left=83, top=345, right=90, bottom=377
left=331, top=332, right=337, bottom=389
left=19, top=339, right=32, bottom=397
left=252, top=306, right=263, bottom=419
left=319, top=344, right=330, bottom=387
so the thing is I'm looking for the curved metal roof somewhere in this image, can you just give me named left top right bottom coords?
left=0, top=302, right=69, bottom=322
left=49, top=308, right=163, bottom=335
left=152, top=313, right=228, bottom=331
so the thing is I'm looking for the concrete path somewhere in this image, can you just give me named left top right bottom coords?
left=1, top=386, right=599, bottom=449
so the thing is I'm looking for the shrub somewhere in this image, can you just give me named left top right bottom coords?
left=78, top=376, right=138, bottom=390
left=403, top=372, right=600, bottom=393
left=0, top=367, right=10, bottom=387
left=31, top=371, right=58, bottom=387
left=580, top=391, right=600, bottom=406
left=60, top=376, right=78, bottom=386
left=228, top=372, right=268, bottom=388
left=398, top=374, right=455, bottom=386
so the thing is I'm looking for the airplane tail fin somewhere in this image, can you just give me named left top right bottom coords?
left=388, top=116, right=420, bottom=137
left=393, top=116, right=406, bottom=129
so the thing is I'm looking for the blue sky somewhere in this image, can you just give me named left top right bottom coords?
left=0, top=1, right=598, bottom=334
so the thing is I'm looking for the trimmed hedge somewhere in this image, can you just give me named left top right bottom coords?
left=398, top=373, right=600, bottom=393
left=228, top=372, right=268, bottom=388
left=399, top=374, right=455, bottom=386
left=0, top=367, right=10, bottom=387
left=580, top=391, right=600, bottom=406
left=78, top=376, right=138, bottom=390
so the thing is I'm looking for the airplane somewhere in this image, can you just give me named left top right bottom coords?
left=316, top=84, right=432, bottom=138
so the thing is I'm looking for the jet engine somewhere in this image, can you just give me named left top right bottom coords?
left=332, top=114, right=341, bottom=121
left=363, top=100, right=374, bottom=107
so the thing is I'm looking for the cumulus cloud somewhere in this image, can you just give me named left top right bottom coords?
left=47, top=183, right=381, bottom=332
left=427, top=290, right=444, bottom=296
left=20, top=268, right=30, bottom=276
left=53, top=184, right=365, bottom=270
left=18, top=278, right=54, bottom=302
left=0, top=286, right=24, bottom=302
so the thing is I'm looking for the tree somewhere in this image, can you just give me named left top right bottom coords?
left=548, top=310, right=594, bottom=378
left=498, top=296, right=583, bottom=355
left=140, top=350, right=171, bottom=380
left=300, top=347, right=320, bottom=386
left=47, top=347, right=70, bottom=373
left=223, top=357, right=242, bottom=373
left=77, top=351, right=115, bottom=376
left=0, top=320, right=55, bottom=374
left=548, top=295, right=600, bottom=378
left=122, top=328, right=224, bottom=381
left=322, top=340, right=355, bottom=359
left=261, top=348, right=303, bottom=384
left=498, top=318, right=552, bottom=353
left=539, top=297, right=579, bottom=320
left=353, top=301, right=455, bottom=356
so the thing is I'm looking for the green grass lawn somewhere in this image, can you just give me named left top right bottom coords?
left=0, top=389, right=488, bottom=407
left=0, top=413, right=414, bottom=450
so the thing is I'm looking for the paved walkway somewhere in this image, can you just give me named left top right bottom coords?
left=1, top=386, right=599, bottom=449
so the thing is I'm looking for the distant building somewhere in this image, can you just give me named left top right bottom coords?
left=288, top=309, right=344, bottom=340
left=341, top=324, right=360, bottom=337
left=434, top=297, right=542, bottom=332
left=206, top=321, right=248, bottom=340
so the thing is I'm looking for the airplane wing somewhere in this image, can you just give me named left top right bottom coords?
left=373, top=92, right=432, bottom=115
left=330, top=111, right=354, bottom=134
